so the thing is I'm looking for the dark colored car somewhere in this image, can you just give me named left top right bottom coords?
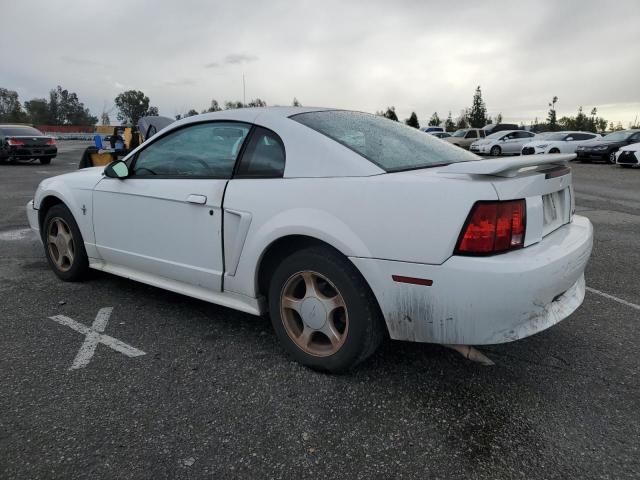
left=576, top=130, right=640, bottom=164
left=481, top=123, right=521, bottom=135
left=0, top=125, right=57, bottom=164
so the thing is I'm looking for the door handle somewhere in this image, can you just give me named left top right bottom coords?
left=186, top=194, right=207, bottom=205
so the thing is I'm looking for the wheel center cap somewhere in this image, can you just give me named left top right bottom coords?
left=300, top=297, right=327, bottom=330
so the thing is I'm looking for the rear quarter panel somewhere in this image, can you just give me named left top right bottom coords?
left=223, top=172, right=497, bottom=298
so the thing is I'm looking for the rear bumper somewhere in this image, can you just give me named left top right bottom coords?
left=5, top=147, right=57, bottom=158
left=576, top=151, right=608, bottom=160
left=351, top=215, right=593, bottom=345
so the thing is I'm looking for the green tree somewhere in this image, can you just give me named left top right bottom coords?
left=203, top=99, right=221, bottom=113
left=381, top=106, right=399, bottom=121
left=0, top=88, right=27, bottom=122
left=547, top=96, right=558, bottom=131
left=100, top=112, right=110, bottom=125
left=455, top=109, right=469, bottom=129
left=115, top=90, right=150, bottom=124
left=292, top=97, right=301, bottom=107
left=224, top=100, right=245, bottom=109
left=496, top=112, right=503, bottom=124
left=468, top=86, right=487, bottom=127
left=405, top=111, right=420, bottom=128
left=24, top=98, right=50, bottom=124
left=146, top=106, right=159, bottom=116
left=444, top=111, right=455, bottom=132
left=246, top=98, right=267, bottom=107
left=428, top=112, right=440, bottom=126
left=185, top=109, right=199, bottom=117
left=46, top=86, right=97, bottom=126
left=596, top=118, right=608, bottom=132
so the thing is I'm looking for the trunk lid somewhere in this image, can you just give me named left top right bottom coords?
left=11, top=135, right=52, bottom=147
left=437, top=154, right=575, bottom=246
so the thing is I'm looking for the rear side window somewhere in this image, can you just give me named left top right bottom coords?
left=292, top=110, right=477, bottom=172
left=235, top=127, right=285, bottom=178
left=0, top=126, right=43, bottom=136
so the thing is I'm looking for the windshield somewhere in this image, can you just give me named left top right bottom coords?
left=0, top=126, right=44, bottom=136
left=292, top=111, right=478, bottom=172
left=603, top=131, right=633, bottom=142
left=452, top=129, right=467, bottom=137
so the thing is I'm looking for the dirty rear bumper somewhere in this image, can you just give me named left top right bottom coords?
left=351, top=215, right=593, bottom=345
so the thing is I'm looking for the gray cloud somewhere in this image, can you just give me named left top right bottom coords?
left=205, top=54, right=258, bottom=69
left=2, top=0, right=639, bottom=125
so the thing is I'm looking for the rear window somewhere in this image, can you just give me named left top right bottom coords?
left=292, top=111, right=478, bottom=172
left=0, top=126, right=43, bottom=136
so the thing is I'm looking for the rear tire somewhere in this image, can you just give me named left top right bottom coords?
left=608, top=152, right=617, bottom=164
left=268, top=246, right=384, bottom=373
left=39, top=157, right=52, bottom=165
left=490, top=146, right=501, bottom=156
left=549, top=148, right=560, bottom=154
left=42, top=204, right=89, bottom=281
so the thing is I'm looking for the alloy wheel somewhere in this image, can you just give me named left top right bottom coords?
left=47, top=217, right=75, bottom=272
left=280, top=270, right=348, bottom=357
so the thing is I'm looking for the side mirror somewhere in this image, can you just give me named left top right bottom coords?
left=104, top=160, right=130, bottom=179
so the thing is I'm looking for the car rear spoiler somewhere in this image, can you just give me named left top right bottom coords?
left=438, top=154, right=576, bottom=178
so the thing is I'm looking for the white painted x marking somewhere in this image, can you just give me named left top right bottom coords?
left=47, top=307, right=146, bottom=370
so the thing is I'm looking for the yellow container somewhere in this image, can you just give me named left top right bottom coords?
left=89, top=152, right=115, bottom=167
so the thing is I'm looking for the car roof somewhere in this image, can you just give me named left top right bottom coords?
left=126, top=107, right=385, bottom=178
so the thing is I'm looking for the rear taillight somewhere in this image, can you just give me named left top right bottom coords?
left=455, top=200, right=526, bottom=255
left=46, top=138, right=56, bottom=146
left=7, top=138, right=24, bottom=146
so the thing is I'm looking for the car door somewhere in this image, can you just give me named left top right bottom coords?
left=463, top=129, right=478, bottom=148
left=92, top=121, right=251, bottom=292
left=508, top=131, right=534, bottom=153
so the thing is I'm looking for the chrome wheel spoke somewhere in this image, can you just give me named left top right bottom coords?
left=320, top=320, right=342, bottom=348
left=282, top=294, right=302, bottom=314
left=298, top=326, right=313, bottom=347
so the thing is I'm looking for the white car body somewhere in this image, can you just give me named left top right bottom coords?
left=521, top=131, right=601, bottom=155
left=470, top=130, right=536, bottom=156
left=27, top=107, right=592, bottom=348
left=615, top=142, right=640, bottom=167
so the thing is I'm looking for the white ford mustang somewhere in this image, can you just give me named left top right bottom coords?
left=27, top=107, right=593, bottom=372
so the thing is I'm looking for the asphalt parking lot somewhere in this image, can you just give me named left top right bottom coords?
left=1, top=142, right=639, bottom=479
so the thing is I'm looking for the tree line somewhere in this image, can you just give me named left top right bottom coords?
left=377, top=87, right=639, bottom=133
left=3, top=84, right=637, bottom=133
left=0, top=86, right=97, bottom=126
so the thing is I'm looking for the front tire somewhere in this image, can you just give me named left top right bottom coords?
left=549, top=148, right=560, bottom=154
left=39, top=157, right=52, bottom=165
left=268, top=246, right=384, bottom=373
left=43, top=204, right=89, bottom=281
left=490, top=145, right=501, bottom=156
left=608, top=152, right=617, bottom=164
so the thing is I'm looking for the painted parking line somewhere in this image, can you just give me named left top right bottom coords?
left=47, top=307, right=146, bottom=370
left=586, top=287, right=640, bottom=311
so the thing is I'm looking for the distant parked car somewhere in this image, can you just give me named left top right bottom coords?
left=445, top=128, right=486, bottom=149
left=421, top=126, right=444, bottom=133
left=470, top=130, right=536, bottom=156
left=430, top=131, right=451, bottom=139
left=615, top=142, right=640, bottom=168
left=0, top=125, right=57, bottom=164
left=521, top=131, right=600, bottom=155
left=481, top=123, right=520, bottom=135
left=576, top=130, right=640, bottom=164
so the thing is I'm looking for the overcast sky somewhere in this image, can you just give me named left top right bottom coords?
left=2, top=0, right=639, bottom=126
